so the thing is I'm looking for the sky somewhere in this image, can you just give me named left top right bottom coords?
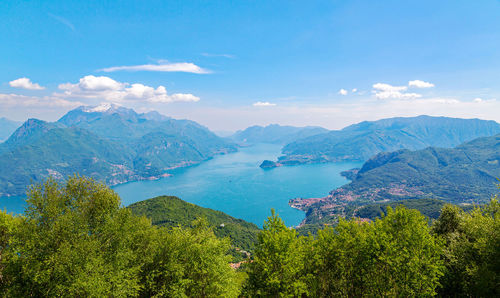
left=2, top=0, right=500, bottom=131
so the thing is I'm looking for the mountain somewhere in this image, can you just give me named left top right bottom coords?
left=290, top=133, right=500, bottom=225
left=231, top=124, right=328, bottom=145
left=277, top=116, right=500, bottom=165
left=0, top=119, right=65, bottom=153
left=0, top=104, right=236, bottom=196
left=0, top=117, right=22, bottom=142
left=0, top=125, right=134, bottom=196
left=128, top=195, right=260, bottom=253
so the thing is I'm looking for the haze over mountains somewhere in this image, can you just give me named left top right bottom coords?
left=273, top=116, right=500, bottom=166
left=0, top=104, right=236, bottom=196
left=0, top=118, right=22, bottom=142
left=231, top=124, right=328, bottom=145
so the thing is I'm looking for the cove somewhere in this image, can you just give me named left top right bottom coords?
left=113, top=143, right=361, bottom=227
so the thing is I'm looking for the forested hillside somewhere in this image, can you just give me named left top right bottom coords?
left=0, top=104, right=236, bottom=196
left=290, top=133, right=500, bottom=225
left=276, top=115, right=500, bottom=165
left=128, top=195, right=260, bottom=253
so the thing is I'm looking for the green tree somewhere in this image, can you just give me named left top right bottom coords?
left=0, top=211, right=17, bottom=291
left=369, top=206, right=444, bottom=296
left=5, top=176, right=157, bottom=297
left=313, top=206, right=444, bottom=297
left=243, top=209, right=310, bottom=297
left=434, top=199, right=500, bottom=296
left=313, top=219, right=375, bottom=297
left=0, top=176, right=242, bottom=297
left=140, top=218, right=241, bottom=297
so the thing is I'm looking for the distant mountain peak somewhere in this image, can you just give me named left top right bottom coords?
left=3, top=118, right=64, bottom=148
left=81, top=103, right=125, bottom=113
left=139, top=110, right=171, bottom=121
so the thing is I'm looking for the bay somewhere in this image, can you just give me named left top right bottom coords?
left=0, top=144, right=361, bottom=227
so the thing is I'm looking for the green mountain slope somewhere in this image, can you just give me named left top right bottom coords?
left=58, top=104, right=235, bottom=154
left=291, top=133, right=500, bottom=225
left=278, top=115, right=500, bottom=165
left=231, top=124, right=328, bottom=145
left=0, top=105, right=236, bottom=196
left=128, top=195, right=260, bottom=252
left=0, top=126, right=135, bottom=196
left=352, top=198, right=473, bottom=221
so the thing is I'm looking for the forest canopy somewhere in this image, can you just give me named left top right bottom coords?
left=0, top=176, right=498, bottom=297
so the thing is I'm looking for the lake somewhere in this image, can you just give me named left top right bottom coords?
left=0, top=144, right=361, bottom=227
left=114, top=143, right=360, bottom=227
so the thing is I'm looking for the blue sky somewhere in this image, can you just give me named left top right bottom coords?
left=2, top=0, right=500, bottom=131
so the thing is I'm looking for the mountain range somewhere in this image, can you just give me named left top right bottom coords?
left=231, top=124, right=328, bottom=145
left=0, top=104, right=236, bottom=196
left=272, top=116, right=500, bottom=166
left=290, top=133, right=500, bottom=225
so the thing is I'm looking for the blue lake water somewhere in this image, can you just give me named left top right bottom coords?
left=0, top=144, right=361, bottom=227
left=114, top=144, right=360, bottom=227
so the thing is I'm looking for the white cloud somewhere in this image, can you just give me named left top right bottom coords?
left=373, top=83, right=407, bottom=92
left=351, top=88, right=357, bottom=93
left=408, top=80, right=434, bottom=88
left=253, top=101, right=276, bottom=107
left=0, top=93, right=82, bottom=107
left=473, top=97, right=483, bottom=103
left=99, top=62, right=210, bottom=74
left=9, top=77, right=45, bottom=90
left=372, top=83, right=421, bottom=100
left=55, top=75, right=200, bottom=103
left=338, top=89, right=348, bottom=96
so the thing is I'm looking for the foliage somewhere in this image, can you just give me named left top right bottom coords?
left=1, top=175, right=499, bottom=296
left=4, top=176, right=156, bottom=296
left=352, top=198, right=473, bottom=221
left=128, top=195, right=259, bottom=253
left=243, top=209, right=311, bottom=297
left=311, top=206, right=444, bottom=297
left=0, top=177, right=240, bottom=297
left=140, top=219, right=241, bottom=297
left=433, top=198, right=500, bottom=296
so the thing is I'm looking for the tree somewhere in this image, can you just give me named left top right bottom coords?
left=434, top=199, right=500, bottom=296
left=313, top=206, right=444, bottom=297
left=0, top=211, right=17, bottom=291
left=5, top=176, right=157, bottom=297
left=140, top=218, right=241, bottom=297
left=243, top=209, right=310, bottom=297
